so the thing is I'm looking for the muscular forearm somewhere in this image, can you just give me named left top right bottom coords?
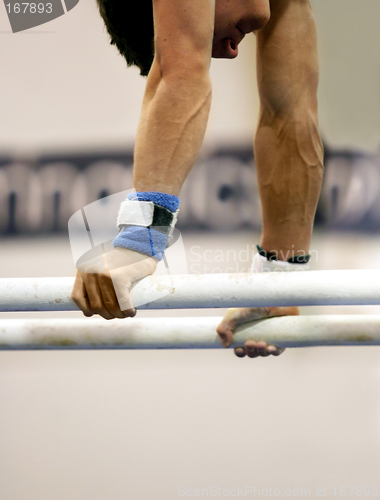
left=255, top=0, right=324, bottom=258
left=133, top=59, right=212, bottom=196
left=255, top=104, right=323, bottom=257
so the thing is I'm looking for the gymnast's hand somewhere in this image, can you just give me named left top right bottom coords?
left=71, top=247, right=158, bottom=320
left=217, top=306, right=299, bottom=358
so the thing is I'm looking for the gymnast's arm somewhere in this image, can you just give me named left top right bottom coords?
left=216, top=0, right=324, bottom=357
left=133, top=0, right=214, bottom=195
left=255, top=0, right=324, bottom=258
left=72, top=0, right=214, bottom=319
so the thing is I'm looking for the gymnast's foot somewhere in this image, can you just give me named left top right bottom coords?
left=217, top=306, right=299, bottom=358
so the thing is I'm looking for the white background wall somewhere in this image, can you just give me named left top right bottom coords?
left=0, top=0, right=379, bottom=155
left=312, top=0, right=380, bottom=151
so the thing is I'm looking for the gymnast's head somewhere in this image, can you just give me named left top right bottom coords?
left=96, top=0, right=270, bottom=76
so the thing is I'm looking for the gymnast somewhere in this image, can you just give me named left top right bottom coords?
left=72, top=0, right=324, bottom=358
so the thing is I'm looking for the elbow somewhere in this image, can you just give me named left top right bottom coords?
left=160, top=53, right=211, bottom=84
left=146, top=50, right=211, bottom=98
left=163, top=62, right=212, bottom=92
left=154, top=33, right=212, bottom=80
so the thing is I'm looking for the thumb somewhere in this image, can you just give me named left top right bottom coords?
left=109, top=267, right=135, bottom=313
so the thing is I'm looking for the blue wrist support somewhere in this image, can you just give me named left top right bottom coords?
left=127, top=191, right=179, bottom=212
left=113, top=192, right=180, bottom=260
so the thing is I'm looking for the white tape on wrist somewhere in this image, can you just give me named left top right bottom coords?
left=250, top=253, right=310, bottom=273
left=167, top=209, right=179, bottom=239
left=117, top=200, right=154, bottom=229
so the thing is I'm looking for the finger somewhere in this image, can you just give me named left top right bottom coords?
left=216, top=321, right=233, bottom=347
left=255, top=341, right=270, bottom=357
left=71, top=272, right=93, bottom=317
left=267, top=345, right=278, bottom=355
left=84, top=273, right=114, bottom=320
left=217, top=307, right=271, bottom=348
left=234, top=347, right=246, bottom=358
left=217, top=311, right=240, bottom=347
left=267, top=345, right=286, bottom=356
left=216, top=327, right=234, bottom=348
left=110, top=271, right=136, bottom=314
left=122, top=307, right=136, bottom=318
left=244, top=340, right=259, bottom=358
left=98, top=274, right=127, bottom=319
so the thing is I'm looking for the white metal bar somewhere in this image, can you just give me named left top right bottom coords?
left=0, top=270, right=380, bottom=312
left=1, top=315, right=380, bottom=349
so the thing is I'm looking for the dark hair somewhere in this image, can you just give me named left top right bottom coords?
left=96, top=0, right=154, bottom=77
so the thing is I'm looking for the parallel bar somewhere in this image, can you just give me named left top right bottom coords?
left=0, top=270, right=380, bottom=312
left=1, top=315, right=380, bottom=349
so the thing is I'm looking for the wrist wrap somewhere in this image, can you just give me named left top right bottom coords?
left=251, top=245, right=310, bottom=273
left=113, top=191, right=179, bottom=261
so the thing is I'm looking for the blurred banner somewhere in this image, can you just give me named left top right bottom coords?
left=1, top=144, right=380, bottom=234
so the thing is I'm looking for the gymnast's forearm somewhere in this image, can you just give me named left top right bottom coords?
left=254, top=0, right=324, bottom=258
left=133, top=60, right=212, bottom=196
left=255, top=105, right=323, bottom=257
